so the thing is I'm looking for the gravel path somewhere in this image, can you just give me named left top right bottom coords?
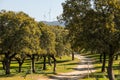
left=48, top=54, right=96, bottom=80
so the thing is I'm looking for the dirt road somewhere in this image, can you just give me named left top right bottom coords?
left=48, top=54, right=96, bottom=80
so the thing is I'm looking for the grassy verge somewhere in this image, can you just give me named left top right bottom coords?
left=81, top=53, right=120, bottom=80
left=0, top=55, right=80, bottom=80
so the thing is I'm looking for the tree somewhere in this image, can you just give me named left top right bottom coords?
left=0, top=10, right=41, bottom=74
left=15, top=53, right=26, bottom=73
left=61, top=0, right=120, bottom=80
left=61, top=0, right=91, bottom=60
left=38, top=22, right=56, bottom=73
left=93, top=1, right=120, bottom=79
left=50, top=25, right=73, bottom=72
left=50, top=26, right=71, bottom=58
left=17, top=12, right=41, bottom=73
left=0, top=10, right=21, bottom=74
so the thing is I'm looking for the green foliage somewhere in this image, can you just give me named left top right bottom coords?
left=0, top=10, right=41, bottom=55
left=61, top=0, right=120, bottom=52
left=38, top=22, right=56, bottom=55
left=50, top=26, right=72, bottom=57
left=61, top=0, right=120, bottom=79
left=0, top=9, right=73, bottom=75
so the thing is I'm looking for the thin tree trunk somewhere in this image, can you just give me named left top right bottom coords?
left=115, top=54, right=118, bottom=60
left=48, top=56, right=52, bottom=66
left=36, top=55, right=40, bottom=61
left=100, top=53, right=103, bottom=63
left=43, top=55, right=46, bottom=70
left=31, top=54, right=35, bottom=73
left=72, top=52, right=74, bottom=60
left=107, top=53, right=115, bottom=80
left=51, top=55, right=56, bottom=73
left=101, top=52, right=106, bottom=72
left=18, top=63, right=22, bottom=73
left=18, top=60, right=24, bottom=73
left=15, top=57, right=25, bottom=73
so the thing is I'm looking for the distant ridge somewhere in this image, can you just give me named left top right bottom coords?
left=41, top=21, right=65, bottom=27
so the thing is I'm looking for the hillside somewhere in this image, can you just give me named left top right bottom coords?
left=41, top=21, right=65, bottom=27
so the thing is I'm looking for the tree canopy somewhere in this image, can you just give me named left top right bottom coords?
left=61, top=0, right=120, bottom=80
left=0, top=10, right=41, bottom=74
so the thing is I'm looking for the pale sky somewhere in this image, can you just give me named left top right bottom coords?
left=0, top=0, right=65, bottom=21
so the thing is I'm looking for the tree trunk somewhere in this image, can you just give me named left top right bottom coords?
left=18, top=59, right=24, bottom=73
left=36, top=55, right=40, bottom=61
left=107, top=53, right=115, bottom=80
left=43, top=55, right=46, bottom=70
left=100, top=53, right=103, bottom=63
left=51, top=55, right=56, bottom=73
left=101, top=52, right=106, bottom=72
left=31, top=54, right=35, bottom=73
left=4, top=55, right=11, bottom=75
left=72, top=52, right=74, bottom=60
left=15, top=57, right=25, bottom=73
left=18, top=63, right=22, bottom=73
left=48, top=56, right=52, bottom=66
left=115, top=54, right=118, bottom=60
left=4, top=52, right=16, bottom=75
left=5, top=60, right=10, bottom=75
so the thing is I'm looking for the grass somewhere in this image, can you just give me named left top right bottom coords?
left=81, top=53, right=120, bottom=80
left=0, top=55, right=80, bottom=80
left=45, top=56, right=80, bottom=73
